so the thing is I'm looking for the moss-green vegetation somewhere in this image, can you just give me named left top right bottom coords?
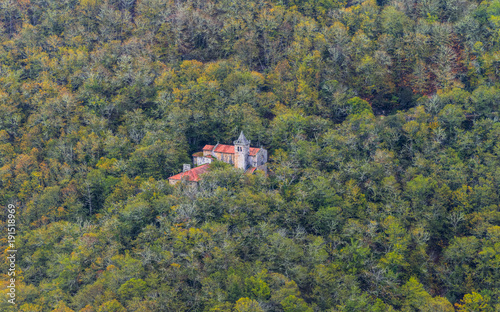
left=0, top=0, right=499, bottom=311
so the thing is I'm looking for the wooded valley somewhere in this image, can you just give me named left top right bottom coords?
left=0, top=0, right=500, bottom=311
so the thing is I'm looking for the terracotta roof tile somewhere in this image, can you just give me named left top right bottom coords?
left=214, top=144, right=235, bottom=154
left=249, top=147, right=260, bottom=156
left=204, top=143, right=261, bottom=156
left=202, top=145, right=215, bottom=151
left=168, top=164, right=210, bottom=182
left=246, top=167, right=257, bottom=174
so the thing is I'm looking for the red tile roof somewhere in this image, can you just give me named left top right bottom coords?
left=246, top=167, right=257, bottom=174
left=212, top=144, right=260, bottom=155
left=192, top=152, right=203, bottom=157
left=249, top=147, right=260, bottom=156
left=168, top=164, right=210, bottom=182
left=214, top=144, right=235, bottom=154
left=202, top=145, right=215, bottom=151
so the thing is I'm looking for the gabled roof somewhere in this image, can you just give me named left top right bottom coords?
left=245, top=167, right=257, bottom=174
left=168, top=164, right=210, bottom=182
left=249, top=147, right=260, bottom=156
left=212, top=144, right=261, bottom=155
left=213, top=144, right=235, bottom=154
left=202, top=145, right=215, bottom=151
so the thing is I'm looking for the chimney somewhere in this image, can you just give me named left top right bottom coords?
left=183, top=164, right=191, bottom=172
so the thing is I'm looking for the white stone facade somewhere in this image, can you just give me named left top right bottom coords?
left=192, top=132, right=267, bottom=173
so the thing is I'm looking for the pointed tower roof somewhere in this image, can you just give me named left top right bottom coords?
left=234, top=131, right=250, bottom=146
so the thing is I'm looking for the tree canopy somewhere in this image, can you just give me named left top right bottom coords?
left=0, top=0, right=500, bottom=311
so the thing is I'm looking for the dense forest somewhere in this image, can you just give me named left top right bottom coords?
left=1, top=0, right=500, bottom=311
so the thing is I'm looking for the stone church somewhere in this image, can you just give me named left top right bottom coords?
left=168, top=132, right=267, bottom=185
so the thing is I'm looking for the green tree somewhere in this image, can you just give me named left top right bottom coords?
left=118, top=278, right=148, bottom=300
left=234, top=298, right=264, bottom=312
left=281, top=295, right=313, bottom=312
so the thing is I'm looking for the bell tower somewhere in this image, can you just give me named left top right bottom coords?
left=233, top=131, right=250, bottom=170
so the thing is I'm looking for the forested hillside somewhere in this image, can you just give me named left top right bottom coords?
left=1, top=0, right=500, bottom=311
